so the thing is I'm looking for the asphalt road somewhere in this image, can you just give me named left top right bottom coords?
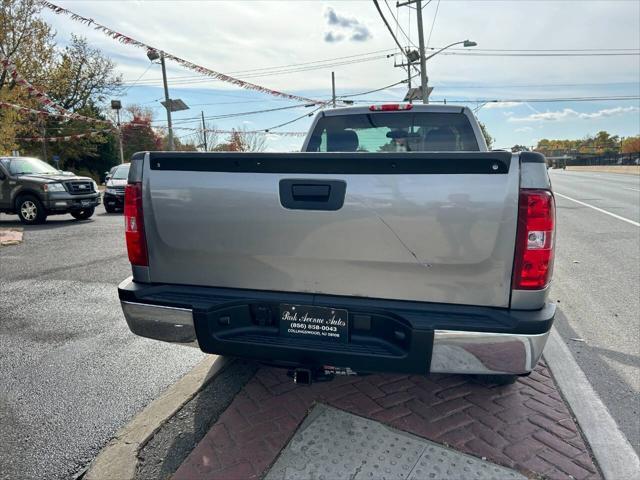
left=548, top=169, right=640, bottom=453
left=0, top=209, right=205, bottom=480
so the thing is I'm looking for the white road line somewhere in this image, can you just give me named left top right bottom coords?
left=555, top=192, right=640, bottom=227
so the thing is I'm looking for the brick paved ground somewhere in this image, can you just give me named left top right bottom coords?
left=174, top=361, right=600, bottom=480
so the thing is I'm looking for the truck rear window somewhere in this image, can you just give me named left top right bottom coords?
left=307, top=112, right=480, bottom=152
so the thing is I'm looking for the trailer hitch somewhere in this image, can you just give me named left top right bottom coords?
left=289, top=366, right=359, bottom=385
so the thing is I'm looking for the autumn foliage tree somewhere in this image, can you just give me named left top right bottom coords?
left=621, top=136, right=640, bottom=154
left=1, top=0, right=121, bottom=176
left=212, top=127, right=266, bottom=152
left=535, top=131, right=623, bottom=156
left=121, top=106, right=162, bottom=159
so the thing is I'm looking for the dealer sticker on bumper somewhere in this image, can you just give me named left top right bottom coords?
left=280, top=304, right=349, bottom=343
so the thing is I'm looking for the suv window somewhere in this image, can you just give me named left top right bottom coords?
left=307, top=112, right=480, bottom=152
left=112, top=164, right=130, bottom=180
left=1, top=157, right=58, bottom=175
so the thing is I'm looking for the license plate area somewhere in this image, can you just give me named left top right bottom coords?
left=81, top=199, right=92, bottom=207
left=280, top=304, right=349, bottom=343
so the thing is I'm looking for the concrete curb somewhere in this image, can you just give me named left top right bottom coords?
left=544, top=327, right=640, bottom=480
left=84, top=355, right=226, bottom=480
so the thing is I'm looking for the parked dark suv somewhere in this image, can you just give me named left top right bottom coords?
left=103, top=163, right=129, bottom=213
left=0, top=156, right=100, bottom=224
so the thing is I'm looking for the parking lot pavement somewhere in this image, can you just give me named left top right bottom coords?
left=174, top=363, right=600, bottom=480
left=0, top=212, right=205, bottom=480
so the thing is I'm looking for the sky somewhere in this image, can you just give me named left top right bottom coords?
left=41, top=0, right=640, bottom=151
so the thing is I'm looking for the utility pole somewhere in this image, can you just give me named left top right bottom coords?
left=40, top=123, right=47, bottom=162
left=201, top=111, right=208, bottom=151
left=116, top=108, right=125, bottom=164
left=406, top=48, right=413, bottom=103
left=160, top=52, right=174, bottom=151
left=331, top=71, right=336, bottom=108
left=415, top=0, right=429, bottom=104
left=111, top=100, right=125, bottom=163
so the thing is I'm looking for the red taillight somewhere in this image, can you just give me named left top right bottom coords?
left=124, top=182, right=148, bottom=266
left=369, top=104, right=413, bottom=111
left=513, top=189, right=555, bottom=290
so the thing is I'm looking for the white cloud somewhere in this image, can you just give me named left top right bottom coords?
left=484, top=102, right=523, bottom=109
left=508, top=106, right=639, bottom=123
left=515, top=126, right=534, bottom=132
left=578, top=106, right=640, bottom=119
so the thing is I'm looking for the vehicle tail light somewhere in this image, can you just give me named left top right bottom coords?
left=369, top=104, right=413, bottom=111
left=124, top=182, right=148, bottom=266
left=513, top=189, right=555, bottom=290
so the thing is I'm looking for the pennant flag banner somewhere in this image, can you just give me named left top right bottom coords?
left=16, top=129, right=111, bottom=143
left=39, top=1, right=325, bottom=105
left=168, top=125, right=307, bottom=137
left=0, top=53, right=114, bottom=128
left=0, top=100, right=115, bottom=127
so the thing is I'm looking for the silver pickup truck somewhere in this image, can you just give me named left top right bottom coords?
left=118, top=104, right=556, bottom=383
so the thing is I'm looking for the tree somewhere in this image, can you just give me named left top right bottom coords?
left=478, top=121, right=494, bottom=149
left=121, top=105, right=162, bottom=159
left=47, top=35, right=121, bottom=112
left=213, top=127, right=266, bottom=152
left=167, top=135, right=198, bottom=152
left=195, top=121, right=219, bottom=152
left=0, top=0, right=56, bottom=153
left=0, top=0, right=55, bottom=91
left=621, top=136, right=640, bottom=154
left=511, top=145, right=530, bottom=152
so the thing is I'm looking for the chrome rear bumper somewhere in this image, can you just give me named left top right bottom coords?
left=121, top=301, right=198, bottom=347
left=431, top=330, right=550, bottom=375
left=121, top=299, right=550, bottom=375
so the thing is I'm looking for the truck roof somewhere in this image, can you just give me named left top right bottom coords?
left=321, top=104, right=470, bottom=117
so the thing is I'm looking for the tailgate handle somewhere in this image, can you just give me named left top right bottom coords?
left=291, top=184, right=330, bottom=201
left=279, top=179, right=347, bottom=211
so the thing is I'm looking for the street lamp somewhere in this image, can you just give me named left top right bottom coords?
left=419, top=39, right=477, bottom=104
left=111, top=99, right=125, bottom=164
left=146, top=49, right=189, bottom=151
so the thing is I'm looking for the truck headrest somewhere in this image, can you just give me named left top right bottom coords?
left=327, top=130, right=359, bottom=152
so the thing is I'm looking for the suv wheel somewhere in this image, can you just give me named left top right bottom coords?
left=71, top=208, right=95, bottom=220
left=17, top=195, right=47, bottom=225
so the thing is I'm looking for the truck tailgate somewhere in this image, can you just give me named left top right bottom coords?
left=141, top=152, right=518, bottom=308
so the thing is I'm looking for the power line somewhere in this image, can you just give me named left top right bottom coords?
left=121, top=49, right=398, bottom=84
left=120, top=47, right=640, bottom=85
left=339, top=77, right=415, bottom=98
left=434, top=47, right=640, bottom=52
left=437, top=52, right=640, bottom=57
left=122, top=53, right=398, bottom=86
left=264, top=104, right=327, bottom=131
left=425, top=0, right=441, bottom=49
left=118, top=63, right=153, bottom=94
left=348, top=95, right=640, bottom=103
left=372, top=0, right=420, bottom=74
left=384, top=0, right=416, bottom=48
left=437, top=81, right=640, bottom=89
left=153, top=103, right=315, bottom=125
